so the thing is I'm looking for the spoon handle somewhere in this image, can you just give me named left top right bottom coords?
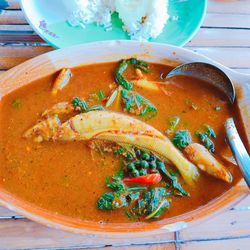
left=225, top=118, right=250, bottom=188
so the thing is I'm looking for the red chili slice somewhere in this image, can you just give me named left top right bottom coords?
left=123, top=173, right=162, bottom=185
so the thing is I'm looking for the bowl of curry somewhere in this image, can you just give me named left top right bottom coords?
left=0, top=41, right=249, bottom=235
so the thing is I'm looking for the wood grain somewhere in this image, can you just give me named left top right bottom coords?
left=0, top=219, right=175, bottom=249
left=0, top=46, right=53, bottom=69
left=180, top=206, right=250, bottom=241
left=207, top=0, right=250, bottom=14
left=189, top=47, right=250, bottom=68
left=0, top=10, right=26, bottom=25
left=187, top=28, right=250, bottom=47
left=204, top=13, right=250, bottom=28
left=2, top=0, right=19, bottom=9
left=0, top=24, right=33, bottom=31
left=180, top=238, right=250, bottom=250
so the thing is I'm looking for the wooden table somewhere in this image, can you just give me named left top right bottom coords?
left=0, top=0, right=250, bottom=249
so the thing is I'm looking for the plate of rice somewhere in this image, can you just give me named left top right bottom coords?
left=20, top=0, right=207, bottom=48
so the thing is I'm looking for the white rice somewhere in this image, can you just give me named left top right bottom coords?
left=68, top=0, right=114, bottom=29
left=68, top=0, right=169, bottom=40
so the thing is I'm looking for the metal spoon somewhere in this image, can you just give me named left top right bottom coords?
left=225, top=118, right=250, bottom=187
left=166, top=62, right=250, bottom=187
left=166, top=62, right=235, bottom=103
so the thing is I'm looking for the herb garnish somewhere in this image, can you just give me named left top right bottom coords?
left=97, top=177, right=146, bottom=211
left=172, top=130, right=192, bottom=149
left=12, top=98, right=22, bottom=109
left=166, top=116, right=180, bottom=135
left=196, top=125, right=216, bottom=152
left=115, top=58, right=149, bottom=90
left=97, top=145, right=188, bottom=218
left=156, top=161, right=188, bottom=196
left=204, top=125, right=216, bottom=138
left=132, top=188, right=170, bottom=219
left=97, top=90, right=105, bottom=100
left=71, top=97, right=104, bottom=113
left=121, top=89, right=157, bottom=119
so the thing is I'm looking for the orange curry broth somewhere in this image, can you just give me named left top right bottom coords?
left=0, top=62, right=242, bottom=223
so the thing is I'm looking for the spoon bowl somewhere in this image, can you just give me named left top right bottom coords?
left=166, top=62, right=236, bottom=104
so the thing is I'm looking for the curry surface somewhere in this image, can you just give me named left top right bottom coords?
left=0, top=62, right=242, bottom=223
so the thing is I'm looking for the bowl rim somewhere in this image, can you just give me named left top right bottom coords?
left=0, top=40, right=249, bottom=235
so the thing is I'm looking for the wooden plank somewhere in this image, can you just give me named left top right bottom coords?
left=1, top=0, right=20, bottom=10
left=0, top=24, right=33, bottom=31
left=0, top=46, right=53, bottom=69
left=203, top=13, right=250, bottom=28
left=180, top=195, right=250, bottom=242
left=0, top=219, right=175, bottom=249
left=180, top=238, right=250, bottom=250
left=0, top=34, right=44, bottom=43
left=187, top=28, right=250, bottom=47
left=0, top=206, right=22, bottom=218
left=0, top=46, right=53, bottom=56
left=189, top=47, right=250, bottom=68
left=0, top=10, right=26, bottom=25
left=207, top=0, right=250, bottom=15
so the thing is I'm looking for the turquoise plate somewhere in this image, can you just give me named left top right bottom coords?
left=20, top=0, right=207, bottom=48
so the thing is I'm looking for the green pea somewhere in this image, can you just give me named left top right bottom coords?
left=126, top=153, right=133, bottom=161
left=139, top=169, right=147, bottom=176
left=141, top=152, right=150, bottom=160
left=150, top=161, right=157, bottom=169
left=149, top=154, right=156, bottom=162
left=132, top=169, right=140, bottom=177
left=136, top=149, right=141, bottom=157
left=127, top=163, right=135, bottom=171
left=140, top=160, right=149, bottom=168
left=134, top=160, right=141, bottom=167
